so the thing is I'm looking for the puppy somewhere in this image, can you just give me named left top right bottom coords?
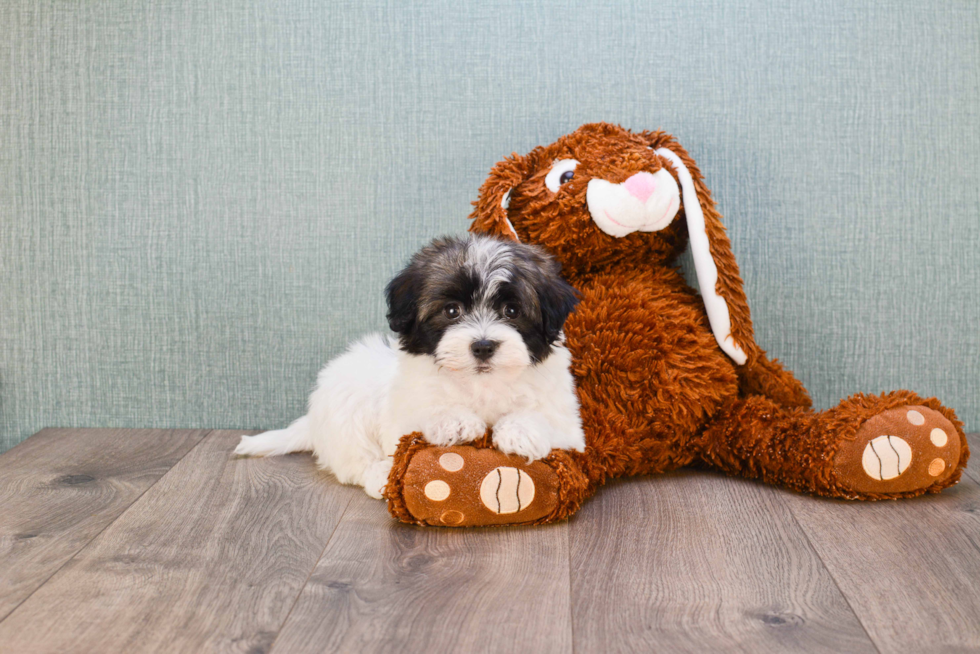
left=235, top=234, right=585, bottom=498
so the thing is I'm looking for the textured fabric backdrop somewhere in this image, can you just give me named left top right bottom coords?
left=1, top=0, right=978, bottom=451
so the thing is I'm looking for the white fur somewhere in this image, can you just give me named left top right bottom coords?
left=586, top=168, right=680, bottom=237
left=465, top=238, right=513, bottom=297
left=235, top=331, right=585, bottom=499
left=434, top=308, right=530, bottom=373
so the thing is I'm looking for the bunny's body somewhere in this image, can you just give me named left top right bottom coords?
left=385, top=123, right=968, bottom=527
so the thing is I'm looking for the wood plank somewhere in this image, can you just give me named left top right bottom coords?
left=0, top=428, right=208, bottom=621
left=0, top=431, right=356, bottom=653
left=784, top=447, right=980, bottom=652
left=271, top=491, right=573, bottom=654
left=570, top=472, right=876, bottom=653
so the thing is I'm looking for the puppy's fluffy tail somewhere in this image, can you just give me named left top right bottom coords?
left=235, top=415, right=313, bottom=457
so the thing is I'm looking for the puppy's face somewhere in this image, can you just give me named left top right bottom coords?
left=386, top=236, right=578, bottom=375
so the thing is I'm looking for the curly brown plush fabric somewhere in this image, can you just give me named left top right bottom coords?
left=384, top=123, right=969, bottom=527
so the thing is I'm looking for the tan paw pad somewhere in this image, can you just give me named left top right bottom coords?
left=906, top=410, right=925, bottom=426
left=440, top=510, right=464, bottom=525
left=479, top=467, right=535, bottom=515
left=424, top=480, right=450, bottom=501
left=439, top=452, right=464, bottom=471
left=861, top=436, right=911, bottom=480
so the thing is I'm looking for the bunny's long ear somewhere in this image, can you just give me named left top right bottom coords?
left=645, top=133, right=754, bottom=366
left=469, top=152, right=530, bottom=241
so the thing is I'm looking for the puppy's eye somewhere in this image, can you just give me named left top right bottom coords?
left=443, top=303, right=462, bottom=320
left=503, top=304, right=520, bottom=319
left=545, top=159, right=579, bottom=193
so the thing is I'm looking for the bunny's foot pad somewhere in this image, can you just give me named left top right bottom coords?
left=834, top=405, right=963, bottom=496
left=385, top=433, right=591, bottom=527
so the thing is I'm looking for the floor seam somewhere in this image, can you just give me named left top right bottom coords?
left=774, top=488, right=882, bottom=654
left=566, top=521, right=577, bottom=654
left=266, top=489, right=357, bottom=654
left=0, top=428, right=215, bottom=625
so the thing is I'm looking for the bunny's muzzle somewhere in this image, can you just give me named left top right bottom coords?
left=586, top=168, right=680, bottom=238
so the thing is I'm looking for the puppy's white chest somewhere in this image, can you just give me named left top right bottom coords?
left=383, top=358, right=528, bottom=434
left=398, top=366, right=530, bottom=424
left=451, top=375, right=532, bottom=424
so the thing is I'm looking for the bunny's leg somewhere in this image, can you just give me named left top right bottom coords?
left=697, top=391, right=968, bottom=498
left=736, top=351, right=812, bottom=409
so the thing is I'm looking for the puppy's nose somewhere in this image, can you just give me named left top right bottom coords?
left=623, top=171, right=657, bottom=203
left=470, top=339, right=499, bottom=361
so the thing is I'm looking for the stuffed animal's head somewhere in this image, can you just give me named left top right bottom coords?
left=469, top=122, right=752, bottom=365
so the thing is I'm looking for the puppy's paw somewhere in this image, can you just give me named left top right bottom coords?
left=423, top=410, right=487, bottom=447
left=492, top=414, right=553, bottom=462
left=362, top=458, right=393, bottom=499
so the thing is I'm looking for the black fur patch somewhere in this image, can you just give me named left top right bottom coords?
left=385, top=235, right=578, bottom=362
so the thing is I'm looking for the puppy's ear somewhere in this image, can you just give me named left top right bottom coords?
left=385, top=263, right=421, bottom=335
left=640, top=130, right=755, bottom=366
left=537, top=266, right=580, bottom=343
left=469, top=152, right=532, bottom=242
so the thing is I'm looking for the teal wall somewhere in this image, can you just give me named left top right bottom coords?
left=2, top=1, right=978, bottom=451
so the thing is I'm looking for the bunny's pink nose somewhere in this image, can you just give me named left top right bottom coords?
left=623, top=171, right=657, bottom=203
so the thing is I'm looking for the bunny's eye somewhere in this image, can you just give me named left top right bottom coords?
left=545, top=159, right=579, bottom=193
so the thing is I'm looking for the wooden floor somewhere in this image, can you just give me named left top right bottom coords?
left=0, top=429, right=978, bottom=653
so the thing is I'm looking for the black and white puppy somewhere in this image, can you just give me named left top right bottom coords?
left=235, top=235, right=585, bottom=498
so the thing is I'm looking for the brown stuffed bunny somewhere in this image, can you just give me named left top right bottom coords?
left=384, top=122, right=969, bottom=527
